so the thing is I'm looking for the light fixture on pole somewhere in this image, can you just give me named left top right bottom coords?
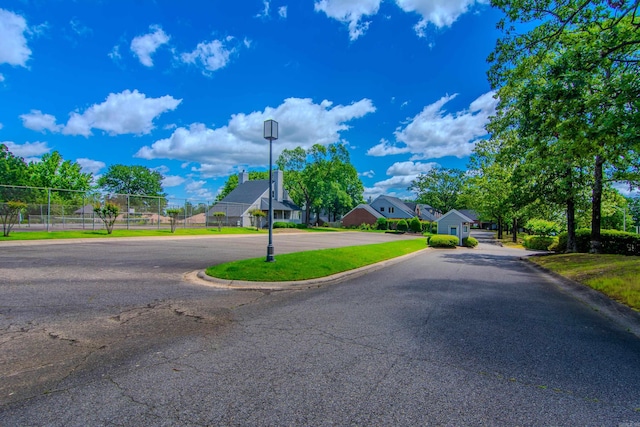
left=263, top=119, right=278, bottom=262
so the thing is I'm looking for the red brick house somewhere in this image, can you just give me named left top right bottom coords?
left=341, top=204, right=384, bottom=228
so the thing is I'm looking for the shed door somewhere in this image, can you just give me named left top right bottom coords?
left=449, top=226, right=458, bottom=236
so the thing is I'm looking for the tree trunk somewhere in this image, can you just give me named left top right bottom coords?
left=590, top=155, right=604, bottom=253
left=566, top=194, right=577, bottom=253
left=512, top=217, right=518, bottom=243
left=497, top=217, right=503, bottom=240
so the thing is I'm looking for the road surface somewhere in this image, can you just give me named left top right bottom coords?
left=1, top=232, right=639, bottom=425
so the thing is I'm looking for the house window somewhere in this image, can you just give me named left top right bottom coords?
left=380, top=207, right=385, bottom=212
left=389, top=207, right=394, bottom=213
left=463, top=224, right=468, bottom=233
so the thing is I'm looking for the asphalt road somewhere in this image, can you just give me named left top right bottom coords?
left=1, top=232, right=640, bottom=426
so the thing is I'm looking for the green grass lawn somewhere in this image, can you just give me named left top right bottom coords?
left=205, top=238, right=426, bottom=282
left=0, top=227, right=263, bottom=240
left=530, top=254, right=640, bottom=311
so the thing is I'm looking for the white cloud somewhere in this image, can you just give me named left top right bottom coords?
left=163, top=175, right=186, bottom=188
left=61, top=89, right=182, bottom=136
left=0, top=8, right=31, bottom=66
left=386, top=160, right=438, bottom=176
left=136, top=97, right=376, bottom=178
left=20, top=109, right=62, bottom=133
left=367, top=91, right=496, bottom=160
left=180, top=38, right=236, bottom=74
left=256, top=1, right=270, bottom=18
left=185, top=180, right=215, bottom=200
left=2, top=140, right=50, bottom=157
left=364, top=160, right=439, bottom=199
left=108, top=45, right=121, bottom=61
left=0, top=73, right=5, bottom=82
left=360, top=170, right=375, bottom=178
left=70, top=18, right=92, bottom=36
left=315, top=0, right=485, bottom=40
left=76, top=158, right=105, bottom=175
left=130, top=25, right=170, bottom=67
left=279, top=6, right=288, bottom=18
left=314, top=0, right=382, bottom=41
left=396, top=0, right=485, bottom=36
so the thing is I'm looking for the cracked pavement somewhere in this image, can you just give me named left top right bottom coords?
left=1, top=232, right=640, bottom=425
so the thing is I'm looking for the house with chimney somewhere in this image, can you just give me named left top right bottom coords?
left=207, top=170, right=301, bottom=227
left=341, top=195, right=441, bottom=227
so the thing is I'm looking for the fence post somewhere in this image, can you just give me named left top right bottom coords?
left=47, top=188, right=51, bottom=232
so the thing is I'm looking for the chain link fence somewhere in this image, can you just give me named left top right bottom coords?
left=0, top=184, right=224, bottom=232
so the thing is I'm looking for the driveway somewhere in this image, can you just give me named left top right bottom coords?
left=1, top=232, right=640, bottom=425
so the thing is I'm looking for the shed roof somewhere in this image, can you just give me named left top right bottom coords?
left=436, top=209, right=474, bottom=223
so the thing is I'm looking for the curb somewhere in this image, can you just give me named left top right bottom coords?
left=522, top=257, right=640, bottom=339
left=184, top=248, right=430, bottom=291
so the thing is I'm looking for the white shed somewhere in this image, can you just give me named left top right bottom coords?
left=436, top=209, right=474, bottom=245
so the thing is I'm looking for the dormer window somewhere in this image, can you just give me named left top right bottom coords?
left=380, top=207, right=385, bottom=212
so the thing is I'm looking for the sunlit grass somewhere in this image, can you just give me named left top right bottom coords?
left=530, top=254, right=640, bottom=311
left=0, top=227, right=263, bottom=240
left=205, top=239, right=426, bottom=282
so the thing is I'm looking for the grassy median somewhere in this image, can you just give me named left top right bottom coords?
left=529, top=254, right=640, bottom=311
left=205, top=239, right=426, bottom=282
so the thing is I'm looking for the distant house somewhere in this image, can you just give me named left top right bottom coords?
left=341, top=204, right=384, bottom=228
left=436, top=209, right=474, bottom=245
left=458, top=209, right=482, bottom=228
left=341, top=195, right=442, bottom=227
left=207, top=170, right=301, bottom=227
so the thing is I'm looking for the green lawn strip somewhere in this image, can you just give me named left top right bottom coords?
left=530, top=254, right=640, bottom=311
left=205, top=238, right=426, bottom=282
left=1, top=227, right=263, bottom=240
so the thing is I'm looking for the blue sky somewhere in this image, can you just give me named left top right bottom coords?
left=1, top=0, right=503, bottom=203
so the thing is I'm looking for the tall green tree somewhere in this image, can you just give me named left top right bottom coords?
left=488, top=0, right=640, bottom=252
left=409, top=167, right=467, bottom=214
left=277, top=143, right=363, bottom=225
left=98, top=165, right=165, bottom=196
left=0, top=144, right=30, bottom=202
left=28, top=151, right=93, bottom=203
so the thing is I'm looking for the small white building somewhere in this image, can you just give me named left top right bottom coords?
left=436, top=209, right=473, bottom=245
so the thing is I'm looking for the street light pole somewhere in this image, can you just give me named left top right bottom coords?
left=263, top=119, right=278, bottom=262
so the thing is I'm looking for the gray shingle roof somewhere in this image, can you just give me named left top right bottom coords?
left=222, top=180, right=269, bottom=204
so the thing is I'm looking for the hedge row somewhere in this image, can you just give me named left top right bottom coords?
left=428, top=234, right=459, bottom=248
left=556, top=229, right=640, bottom=255
left=376, top=217, right=435, bottom=233
left=273, top=222, right=308, bottom=229
left=523, top=235, right=558, bottom=251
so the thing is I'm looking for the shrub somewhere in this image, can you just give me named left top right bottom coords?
left=376, top=217, right=388, bottom=230
left=428, top=234, right=459, bottom=248
left=93, top=203, right=120, bottom=234
left=359, top=223, right=371, bottom=230
left=525, top=218, right=561, bottom=236
left=296, top=223, right=308, bottom=229
left=556, top=228, right=640, bottom=255
left=409, top=217, right=422, bottom=233
left=462, top=236, right=478, bottom=248
left=421, top=221, right=434, bottom=233
left=273, top=221, right=288, bottom=228
left=1, top=200, right=27, bottom=237
left=523, top=235, right=557, bottom=250
left=166, top=208, right=181, bottom=233
left=397, top=219, right=409, bottom=232
left=386, top=219, right=399, bottom=230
